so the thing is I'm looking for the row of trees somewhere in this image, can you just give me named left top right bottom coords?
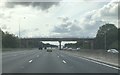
left=1, top=23, right=119, bottom=50
left=64, top=40, right=92, bottom=49
left=21, top=40, right=58, bottom=48
left=64, top=24, right=119, bottom=50
left=94, top=24, right=118, bottom=49
left=0, top=29, right=58, bottom=48
left=1, top=30, right=20, bottom=48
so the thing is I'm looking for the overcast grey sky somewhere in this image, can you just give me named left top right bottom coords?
left=0, top=0, right=119, bottom=45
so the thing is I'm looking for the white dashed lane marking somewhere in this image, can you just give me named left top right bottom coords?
left=13, top=54, right=17, bottom=56
left=37, top=55, right=39, bottom=57
left=21, top=66, right=24, bottom=69
left=62, top=60, right=67, bottom=64
left=29, top=60, right=33, bottom=63
left=61, top=55, right=64, bottom=57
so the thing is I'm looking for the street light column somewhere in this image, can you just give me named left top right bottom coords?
left=19, top=17, right=26, bottom=48
left=19, top=19, right=21, bottom=48
left=104, top=31, right=107, bottom=50
left=58, top=41, right=62, bottom=50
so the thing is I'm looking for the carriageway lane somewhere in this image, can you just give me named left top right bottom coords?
left=2, top=49, right=119, bottom=73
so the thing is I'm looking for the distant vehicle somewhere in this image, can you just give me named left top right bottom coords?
left=47, top=49, right=52, bottom=52
left=63, top=47, right=68, bottom=50
left=68, top=48, right=72, bottom=50
left=39, top=47, right=43, bottom=50
left=76, top=48, right=80, bottom=50
left=107, top=49, right=119, bottom=53
left=44, top=47, right=47, bottom=49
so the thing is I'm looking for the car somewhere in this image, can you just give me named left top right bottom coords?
left=47, top=49, right=52, bottom=52
left=39, top=47, right=43, bottom=50
left=68, top=48, right=72, bottom=50
left=63, top=47, right=68, bottom=50
left=107, top=49, right=119, bottom=53
left=44, top=47, right=47, bottom=49
left=76, top=48, right=80, bottom=50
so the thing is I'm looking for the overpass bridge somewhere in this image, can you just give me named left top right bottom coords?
left=21, top=38, right=94, bottom=50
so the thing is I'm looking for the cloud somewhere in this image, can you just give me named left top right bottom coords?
left=53, top=19, right=81, bottom=33
left=52, top=0, right=118, bottom=38
left=1, top=0, right=118, bottom=38
left=58, top=16, right=69, bottom=22
left=99, top=1, right=118, bottom=19
left=0, top=13, right=11, bottom=19
left=34, top=28, right=39, bottom=31
left=81, top=0, right=118, bottom=27
left=0, top=13, right=5, bottom=18
left=18, top=29, right=39, bottom=38
left=83, top=0, right=112, bottom=2
left=1, top=24, right=7, bottom=30
left=0, top=24, right=10, bottom=32
left=80, top=0, right=118, bottom=36
left=5, top=0, right=61, bottom=10
left=52, top=17, right=82, bottom=37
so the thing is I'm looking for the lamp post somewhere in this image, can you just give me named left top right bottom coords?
left=19, top=17, right=26, bottom=48
left=104, top=24, right=110, bottom=50
left=104, top=30, right=107, bottom=50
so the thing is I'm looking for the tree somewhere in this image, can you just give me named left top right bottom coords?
left=94, top=23, right=118, bottom=49
left=118, top=28, right=120, bottom=51
left=2, top=32, right=19, bottom=48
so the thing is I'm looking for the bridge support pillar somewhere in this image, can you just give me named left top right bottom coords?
left=26, top=40, right=29, bottom=48
left=58, top=41, right=62, bottom=50
left=91, top=41, right=94, bottom=50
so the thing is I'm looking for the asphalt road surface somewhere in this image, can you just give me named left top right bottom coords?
left=2, top=49, right=119, bottom=73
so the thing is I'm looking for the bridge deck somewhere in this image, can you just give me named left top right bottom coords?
left=21, top=38, right=94, bottom=41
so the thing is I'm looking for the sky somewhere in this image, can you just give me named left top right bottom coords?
left=0, top=0, right=119, bottom=45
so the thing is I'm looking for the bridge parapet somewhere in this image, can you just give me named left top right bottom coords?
left=21, top=38, right=94, bottom=41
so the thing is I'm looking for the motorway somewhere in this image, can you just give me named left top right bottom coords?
left=2, top=49, right=119, bottom=73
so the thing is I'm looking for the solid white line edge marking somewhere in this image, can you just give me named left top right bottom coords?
left=62, top=52, right=120, bottom=70
left=78, top=57, right=120, bottom=70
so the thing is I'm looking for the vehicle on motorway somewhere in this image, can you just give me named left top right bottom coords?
left=76, top=48, right=80, bottom=50
left=68, top=48, right=72, bottom=50
left=39, top=47, right=43, bottom=50
left=44, top=47, right=47, bottom=49
left=63, top=47, right=68, bottom=50
left=47, top=49, right=52, bottom=52
left=107, top=49, right=119, bottom=53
